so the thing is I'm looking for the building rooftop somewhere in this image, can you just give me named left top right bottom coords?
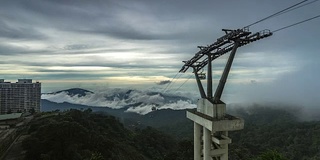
left=0, top=113, right=23, bottom=121
left=0, top=79, right=40, bottom=84
left=17, top=79, right=32, bottom=83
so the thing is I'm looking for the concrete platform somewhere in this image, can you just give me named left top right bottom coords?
left=187, top=109, right=244, bottom=132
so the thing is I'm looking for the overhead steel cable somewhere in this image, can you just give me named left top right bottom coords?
left=162, top=72, right=179, bottom=92
left=245, top=0, right=309, bottom=27
left=165, top=73, right=183, bottom=92
left=163, top=72, right=185, bottom=93
left=273, top=14, right=320, bottom=33
left=175, top=75, right=193, bottom=92
left=276, top=0, right=320, bottom=17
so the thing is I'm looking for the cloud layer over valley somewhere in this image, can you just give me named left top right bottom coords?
left=42, top=88, right=196, bottom=115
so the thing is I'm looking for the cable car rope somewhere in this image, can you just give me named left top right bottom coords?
left=175, top=75, right=193, bottom=92
left=275, top=0, right=320, bottom=17
left=162, top=72, right=179, bottom=92
left=273, top=14, right=320, bottom=32
left=245, top=0, right=309, bottom=27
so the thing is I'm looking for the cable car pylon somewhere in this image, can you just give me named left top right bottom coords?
left=180, top=27, right=272, bottom=160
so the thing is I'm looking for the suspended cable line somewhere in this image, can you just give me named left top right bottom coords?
left=163, top=72, right=185, bottom=93
left=276, top=0, right=320, bottom=17
left=165, top=73, right=183, bottom=92
left=162, top=72, right=179, bottom=92
left=245, top=0, right=309, bottom=27
left=174, top=75, right=193, bottom=92
left=273, top=14, right=320, bottom=33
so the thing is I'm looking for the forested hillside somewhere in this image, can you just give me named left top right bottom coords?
left=229, top=105, right=320, bottom=160
left=22, top=109, right=193, bottom=160
left=21, top=105, right=320, bottom=160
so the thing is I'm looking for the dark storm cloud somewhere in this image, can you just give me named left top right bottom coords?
left=63, top=44, right=93, bottom=51
left=82, top=28, right=174, bottom=41
left=0, top=20, right=47, bottom=40
left=0, top=0, right=183, bottom=41
left=0, top=60, right=103, bottom=68
left=0, top=58, right=178, bottom=69
left=0, top=0, right=262, bottom=46
left=0, top=43, right=53, bottom=56
left=156, top=80, right=172, bottom=85
left=1, top=0, right=318, bottom=43
left=0, top=44, right=26, bottom=55
left=33, top=73, right=113, bottom=80
left=0, top=0, right=318, bottom=58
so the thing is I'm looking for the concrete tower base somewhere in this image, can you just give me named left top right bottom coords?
left=187, top=98, right=244, bottom=160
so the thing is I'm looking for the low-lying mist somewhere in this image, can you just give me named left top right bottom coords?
left=228, top=103, right=320, bottom=122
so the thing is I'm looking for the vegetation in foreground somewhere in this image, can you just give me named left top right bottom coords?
left=22, top=109, right=192, bottom=160
left=21, top=105, right=320, bottom=160
left=229, top=105, right=320, bottom=160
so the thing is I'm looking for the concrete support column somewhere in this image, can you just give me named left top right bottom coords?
left=203, top=127, right=211, bottom=160
left=221, top=144, right=228, bottom=160
left=194, top=122, right=202, bottom=160
left=221, top=131, right=228, bottom=160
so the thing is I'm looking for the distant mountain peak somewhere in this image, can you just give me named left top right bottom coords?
left=53, top=88, right=94, bottom=97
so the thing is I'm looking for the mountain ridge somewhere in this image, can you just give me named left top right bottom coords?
left=42, top=88, right=196, bottom=115
left=49, top=88, right=94, bottom=97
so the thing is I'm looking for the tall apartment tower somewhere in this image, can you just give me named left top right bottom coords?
left=0, top=79, right=41, bottom=114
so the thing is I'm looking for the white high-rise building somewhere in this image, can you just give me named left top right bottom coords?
left=0, top=79, right=41, bottom=114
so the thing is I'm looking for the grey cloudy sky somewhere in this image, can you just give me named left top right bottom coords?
left=1, top=0, right=320, bottom=106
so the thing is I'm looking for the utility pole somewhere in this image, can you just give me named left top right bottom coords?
left=180, top=27, right=272, bottom=160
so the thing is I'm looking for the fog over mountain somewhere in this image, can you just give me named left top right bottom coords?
left=42, top=88, right=197, bottom=114
left=42, top=87, right=320, bottom=118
